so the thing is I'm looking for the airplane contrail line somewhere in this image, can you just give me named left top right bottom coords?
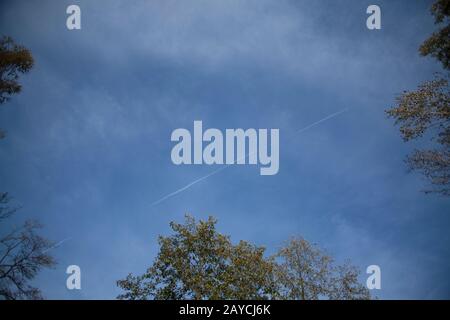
left=294, top=107, right=349, bottom=135
left=42, top=237, right=72, bottom=253
left=151, top=108, right=349, bottom=207
left=151, top=166, right=230, bottom=206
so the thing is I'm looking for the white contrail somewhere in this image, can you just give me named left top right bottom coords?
left=151, top=108, right=349, bottom=206
left=294, top=107, right=349, bottom=135
left=42, top=237, right=72, bottom=253
left=151, top=166, right=230, bottom=206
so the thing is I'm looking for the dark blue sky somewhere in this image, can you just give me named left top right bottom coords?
left=0, top=0, right=449, bottom=299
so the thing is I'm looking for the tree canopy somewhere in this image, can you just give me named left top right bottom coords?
left=0, top=35, right=34, bottom=139
left=419, top=0, right=450, bottom=70
left=0, top=193, right=56, bottom=300
left=117, top=215, right=370, bottom=300
left=386, top=0, right=450, bottom=195
left=0, top=36, right=33, bottom=104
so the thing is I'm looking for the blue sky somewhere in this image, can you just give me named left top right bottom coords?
left=0, top=0, right=449, bottom=299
